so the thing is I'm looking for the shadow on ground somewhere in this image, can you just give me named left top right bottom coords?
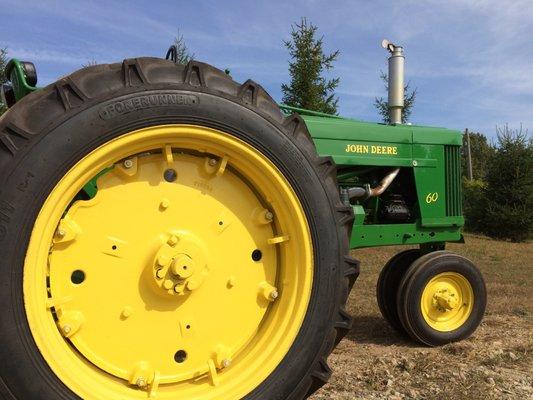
left=346, top=315, right=418, bottom=348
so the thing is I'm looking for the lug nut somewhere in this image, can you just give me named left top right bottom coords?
left=160, top=199, right=170, bottom=210
left=156, top=269, right=165, bottom=279
left=157, top=254, right=171, bottom=267
left=167, top=235, right=179, bottom=246
left=121, top=307, right=133, bottom=318
left=136, top=377, right=147, bottom=388
left=163, top=280, right=174, bottom=290
left=123, top=159, right=134, bottom=169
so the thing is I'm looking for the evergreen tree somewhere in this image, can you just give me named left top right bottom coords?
left=281, top=18, right=340, bottom=114
left=374, top=72, right=416, bottom=124
left=0, top=48, right=8, bottom=116
left=483, top=124, right=532, bottom=242
left=173, top=31, right=194, bottom=64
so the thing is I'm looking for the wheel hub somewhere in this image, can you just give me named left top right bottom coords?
left=432, top=286, right=459, bottom=311
left=420, top=272, right=474, bottom=332
left=151, top=233, right=208, bottom=296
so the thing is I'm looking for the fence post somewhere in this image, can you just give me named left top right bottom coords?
left=465, top=128, right=473, bottom=180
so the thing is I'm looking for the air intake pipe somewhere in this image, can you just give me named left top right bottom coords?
left=382, top=40, right=404, bottom=125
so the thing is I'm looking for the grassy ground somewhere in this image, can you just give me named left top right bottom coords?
left=311, top=234, right=533, bottom=400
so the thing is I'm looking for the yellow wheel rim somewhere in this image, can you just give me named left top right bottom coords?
left=420, top=272, right=474, bottom=332
left=24, top=125, right=313, bottom=400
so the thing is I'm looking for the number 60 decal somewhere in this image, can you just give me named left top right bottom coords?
left=425, top=192, right=439, bottom=203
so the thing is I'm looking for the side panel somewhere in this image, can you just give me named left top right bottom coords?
left=302, top=114, right=465, bottom=249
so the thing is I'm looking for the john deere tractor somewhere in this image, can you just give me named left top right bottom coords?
left=0, top=41, right=485, bottom=400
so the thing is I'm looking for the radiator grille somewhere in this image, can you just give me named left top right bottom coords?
left=444, top=145, right=462, bottom=216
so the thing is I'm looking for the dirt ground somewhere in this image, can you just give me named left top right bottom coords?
left=311, top=234, right=533, bottom=400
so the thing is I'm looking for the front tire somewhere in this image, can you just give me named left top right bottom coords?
left=376, top=249, right=421, bottom=334
left=0, top=59, right=358, bottom=399
left=396, top=251, right=486, bottom=346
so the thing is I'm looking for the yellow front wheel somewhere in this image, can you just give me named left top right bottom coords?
left=0, top=59, right=357, bottom=399
left=397, top=251, right=486, bottom=346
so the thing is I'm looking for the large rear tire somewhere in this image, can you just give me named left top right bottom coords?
left=0, top=59, right=359, bottom=399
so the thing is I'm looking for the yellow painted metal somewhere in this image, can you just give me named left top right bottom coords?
left=420, top=272, right=474, bottom=332
left=23, top=125, right=313, bottom=400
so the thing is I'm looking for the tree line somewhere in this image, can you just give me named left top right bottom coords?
left=462, top=125, right=532, bottom=242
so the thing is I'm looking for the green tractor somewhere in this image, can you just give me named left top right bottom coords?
left=0, top=41, right=485, bottom=400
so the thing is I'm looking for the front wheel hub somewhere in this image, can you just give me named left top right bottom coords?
left=420, top=272, right=474, bottom=332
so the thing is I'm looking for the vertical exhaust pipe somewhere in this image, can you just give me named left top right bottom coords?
left=381, top=40, right=404, bottom=125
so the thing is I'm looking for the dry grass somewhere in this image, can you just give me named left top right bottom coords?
left=311, top=234, right=533, bottom=400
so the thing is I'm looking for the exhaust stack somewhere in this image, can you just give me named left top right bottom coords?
left=381, top=40, right=404, bottom=125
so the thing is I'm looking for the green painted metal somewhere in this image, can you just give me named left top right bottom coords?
left=81, top=167, right=114, bottom=198
left=6, top=59, right=38, bottom=101
left=299, top=113, right=464, bottom=249
left=349, top=221, right=463, bottom=248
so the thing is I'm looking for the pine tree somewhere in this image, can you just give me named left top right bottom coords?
left=483, top=124, right=532, bottom=242
left=374, top=72, right=417, bottom=124
left=173, top=31, right=194, bottom=64
left=281, top=18, right=340, bottom=115
left=0, top=48, right=8, bottom=116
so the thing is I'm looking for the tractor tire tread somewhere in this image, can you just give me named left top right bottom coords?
left=0, top=57, right=357, bottom=400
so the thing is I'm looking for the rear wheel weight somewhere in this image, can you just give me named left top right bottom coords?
left=0, top=59, right=356, bottom=400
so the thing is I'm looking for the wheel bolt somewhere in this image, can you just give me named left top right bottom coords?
left=123, top=159, right=134, bottom=169
left=264, top=211, right=274, bottom=221
left=167, top=235, right=179, bottom=246
left=269, top=290, right=279, bottom=300
left=222, top=359, right=231, bottom=368
left=163, top=279, right=174, bottom=290
left=56, top=229, right=66, bottom=238
left=208, top=158, right=217, bottom=166
left=62, top=325, right=72, bottom=334
left=136, top=377, right=147, bottom=388
left=160, top=199, right=170, bottom=210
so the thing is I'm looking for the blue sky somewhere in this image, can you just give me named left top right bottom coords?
left=1, top=0, right=531, bottom=138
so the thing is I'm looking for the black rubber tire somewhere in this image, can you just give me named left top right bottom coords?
left=376, top=249, right=420, bottom=334
left=0, top=58, right=359, bottom=400
left=396, top=251, right=486, bottom=346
